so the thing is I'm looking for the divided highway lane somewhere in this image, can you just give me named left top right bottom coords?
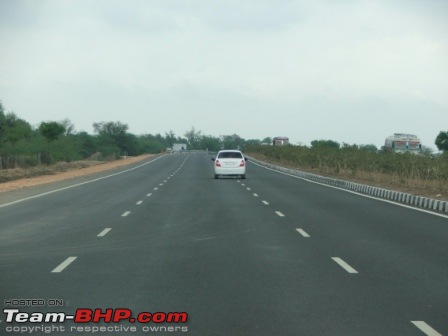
left=0, top=155, right=186, bottom=310
left=243, top=159, right=448, bottom=335
left=0, top=155, right=181, bottom=263
left=0, top=153, right=446, bottom=335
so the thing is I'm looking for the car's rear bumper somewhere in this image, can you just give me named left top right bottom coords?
left=214, top=167, right=246, bottom=175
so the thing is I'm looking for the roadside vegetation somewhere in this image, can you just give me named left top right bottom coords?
left=0, top=101, right=259, bottom=169
left=245, top=142, right=448, bottom=200
left=1, top=100, right=447, bottom=200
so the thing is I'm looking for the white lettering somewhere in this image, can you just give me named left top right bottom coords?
left=3, top=309, right=19, bottom=322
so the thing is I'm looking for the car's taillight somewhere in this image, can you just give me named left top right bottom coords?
left=239, top=160, right=245, bottom=167
left=215, top=160, right=221, bottom=167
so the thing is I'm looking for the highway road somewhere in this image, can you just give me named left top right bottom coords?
left=1, top=153, right=447, bottom=335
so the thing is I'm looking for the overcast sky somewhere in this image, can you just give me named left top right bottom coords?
left=1, top=0, right=447, bottom=149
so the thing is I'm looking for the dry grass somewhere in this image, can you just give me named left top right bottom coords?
left=250, top=153, right=447, bottom=202
left=0, top=154, right=153, bottom=193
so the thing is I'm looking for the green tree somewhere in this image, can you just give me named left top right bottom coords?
left=184, top=127, right=202, bottom=150
left=2, top=112, right=32, bottom=144
left=164, top=130, right=176, bottom=148
left=39, top=122, right=65, bottom=142
left=93, top=121, right=133, bottom=155
left=38, top=121, right=66, bottom=164
left=435, top=131, right=448, bottom=151
left=93, top=121, right=128, bottom=137
left=137, top=134, right=165, bottom=153
left=61, top=118, right=75, bottom=136
left=77, top=131, right=97, bottom=158
left=261, top=137, right=272, bottom=145
left=200, top=135, right=221, bottom=152
left=221, top=134, right=245, bottom=150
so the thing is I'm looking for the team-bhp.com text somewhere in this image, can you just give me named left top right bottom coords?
left=3, top=308, right=189, bottom=333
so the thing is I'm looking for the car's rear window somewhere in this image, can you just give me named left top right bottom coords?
left=218, top=152, right=243, bottom=159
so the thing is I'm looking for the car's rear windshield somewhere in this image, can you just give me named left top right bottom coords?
left=218, top=152, right=243, bottom=159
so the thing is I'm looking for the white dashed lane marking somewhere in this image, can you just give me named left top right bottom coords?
left=52, top=257, right=77, bottom=273
left=296, top=228, right=310, bottom=238
left=262, top=201, right=269, bottom=205
left=253, top=193, right=259, bottom=197
left=136, top=201, right=143, bottom=205
left=411, top=321, right=442, bottom=336
left=146, top=193, right=152, bottom=197
left=331, top=257, right=358, bottom=274
left=97, top=228, right=112, bottom=237
left=122, top=211, right=131, bottom=217
left=275, top=211, right=285, bottom=217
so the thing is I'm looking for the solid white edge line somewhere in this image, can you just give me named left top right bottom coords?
left=249, top=160, right=448, bottom=219
left=296, top=228, right=310, bottom=237
left=0, top=156, right=165, bottom=208
left=122, top=211, right=131, bottom=217
left=331, top=257, right=358, bottom=274
left=97, top=228, right=112, bottom=237
left=52, top=257, right=77, bottom=273
left=275, top=211, right=285, bottom=217
left=411, top=321, right=443, bottom=336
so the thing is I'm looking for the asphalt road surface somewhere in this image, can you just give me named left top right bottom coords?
left=1, top=153, right=447, bottom=336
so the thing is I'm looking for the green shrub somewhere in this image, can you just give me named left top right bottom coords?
left=246, top=145, right=448, bottom=181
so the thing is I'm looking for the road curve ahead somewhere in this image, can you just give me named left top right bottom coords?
left=1, top=153, right=447, bottom=336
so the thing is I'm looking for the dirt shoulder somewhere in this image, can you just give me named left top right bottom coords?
left=0, top=155, right=154, bottom=193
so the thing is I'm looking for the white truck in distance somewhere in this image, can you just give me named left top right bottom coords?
left=172, top=143, right=187, bottom=152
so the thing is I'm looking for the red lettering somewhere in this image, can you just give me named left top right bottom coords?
left=93, top=309, right=113, bottom=323
left=137, top=312, right=152, bottom=323
left=152, top=312, right=166, bottom=323
left=74, top=309, right=92, bottom=323
left=166, top=313, right=188, bottom=323
left=75, top=308, right=188, bottom=324
left=112, top=309, right=132, bottom=322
